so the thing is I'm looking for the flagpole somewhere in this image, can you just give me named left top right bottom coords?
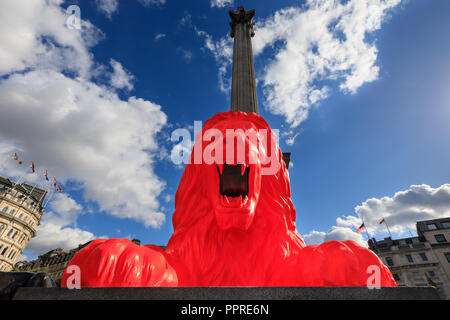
left=362, top=217, right=372, bottom=241
left=21, top=178, right=40, bottom=205
left=35, top=175, right=50, bottom=209
left=35, top=186, right=49, bottom=210
left=9, top=171, right=28, bottom=197
left=22, top=167, right=48, bottom=206
left=383, top=217, right=393, bottom=239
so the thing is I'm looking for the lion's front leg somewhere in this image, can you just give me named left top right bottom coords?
left=61, top=239, right=178, bottom=287
left=294, top=240, right=397, bottom=287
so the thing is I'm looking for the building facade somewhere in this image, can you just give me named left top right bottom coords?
left=0, top=176, right=47, bottom=272
left=369, top=217, right=450, bottom=299
left=15, top=242, right=92, bottom=286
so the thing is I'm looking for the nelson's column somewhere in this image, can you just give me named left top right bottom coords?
left=228, top=6, right=291, bottom=168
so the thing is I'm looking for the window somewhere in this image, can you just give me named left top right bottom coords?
left=1, top=246, right=8, bottom=256
left=442, top=222, right=450, bottom=229
left=399, top=239, right=407, bottom=245
left=406, top=255, right=414, bottom=263
left=419, top=253, right=428, bottom=262
left=1, top=206, right=8, bottom=212
left=6, top=228, right=13, bottom=237
left=445, top=253, right=450, bottom=263
left=18, top=213, right=23, bottom=219
left=0, top=224, right=4, bottom=233
left=385, top=257, right=394, bottom=266
left=9, top=209, right=15, bottom=215
left=427, top=223, right=438, bottom=230
left=11, top=231, right=18, bottom=240
left=413, top=272, right=422, bottom=280
left=435, top=234, right=447, bottom=243
left=428, top=271, right=435, bottom=277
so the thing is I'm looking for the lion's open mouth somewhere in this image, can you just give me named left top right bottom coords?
left=217, top=163, right=250, bottom=203
left=215, top=161, right=258, bottom=230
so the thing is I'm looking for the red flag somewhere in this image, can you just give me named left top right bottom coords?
left=13, top=153, right=22, bottom=165
left=44, top=169, right=49, bottom=181
left=30, top=161, right=35, bottom=173
left=56, top=184, right=63, bottom=193
left=356, top=223, right=365, bottom=234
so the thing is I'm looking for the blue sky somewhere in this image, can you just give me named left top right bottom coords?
left=1, top=0, right=450, bottom=260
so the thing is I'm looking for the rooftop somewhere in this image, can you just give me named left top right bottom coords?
left=0, top=175, right=47, bottom=206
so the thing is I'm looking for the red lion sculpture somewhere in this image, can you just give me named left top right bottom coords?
left=62, top=111, right=396, bottom=287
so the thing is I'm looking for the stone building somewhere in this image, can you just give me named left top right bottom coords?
left=369, top=217, right=450, bottom=299
left=0, top=175, right=47, bottom=272
left=15, top=242, right=92, bottom=286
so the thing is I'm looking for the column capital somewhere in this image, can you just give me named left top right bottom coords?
left=229, top=6, right=255, bottom=38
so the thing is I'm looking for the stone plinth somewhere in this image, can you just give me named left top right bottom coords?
left=12, top=287, right=441, bottom=300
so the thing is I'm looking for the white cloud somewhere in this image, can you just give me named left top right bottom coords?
left=177, top=48, right=193, bottom=62
left=179, top=11, right=193, bottom=28
left=138, top=0, right=166, bottom=7
left=353, top=184, right=450, bottom=235
left=154, top=33, right=166, bottom=41
left=283, top=131, right=301, bottom=146
left=253, top=0, right=402, bottom=128
left=0, top=0, right=168, bottom=230
left=324, top=226, right=367, bottom=247
left=201, top=0, right=403, bottom=133
left=27, top=223, right=96, bottom=255
left=26, top=194, right=97, bottom=255
left=195, top=28, right=233, bottom=93
left=302, top=230, right=326, bottom=245
left=211, top=0, right=234, bottom=8
left=0, top=0, right=102, bottom=78
left=302, top=183, right=450, bottom=247
left=96, top=0, right=119, bottom=19
left=303, top=226, right=367, bottom=247
left=109, top=59, right=134, bottom=91
left=0, top=71, right=167, bottom=228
